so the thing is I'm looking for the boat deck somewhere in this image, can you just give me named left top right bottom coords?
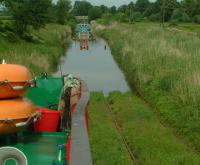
left=1, top=132, right=67, bottom=165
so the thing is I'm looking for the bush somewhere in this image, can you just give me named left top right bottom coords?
left=3, top=22, right=14, bottom=32
left=132, top=12, right=143, bottom=22
left=100, top=13, right=113, bottom=25
left=181, top=12, right=190, bottom=22
left=168, top=19, right=178, bottom=26
left=149, top=13, right=161, bottom=22
left=194, top=15, right=200, bottom=24
left=171, top=9, right=182, bottom=22
left=4, top=31, right=19, bottom=43
left=171, top=9, right=191, bottom=23
left=0, top=21, right=5, bottom=32
left=114, top=12, right=128, bottom=23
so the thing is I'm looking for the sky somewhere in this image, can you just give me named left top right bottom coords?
left=53, top=0, right=135, bottom=7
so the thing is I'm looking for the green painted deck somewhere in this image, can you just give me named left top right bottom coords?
left=3, top=132, right=68, bottom=165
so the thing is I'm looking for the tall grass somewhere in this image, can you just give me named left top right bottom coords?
left=94, top=22, right=200, bottom=151
left=0, top=24, right=70, bottom=75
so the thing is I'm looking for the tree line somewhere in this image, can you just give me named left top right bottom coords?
left=73, top=0, right=200, bottom=24
left=0, top=0, right=72, bottom=36
left=0, top=0, right=199, bottom=37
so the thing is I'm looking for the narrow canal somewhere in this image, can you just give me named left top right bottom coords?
left=54, top=38, right=130, bottom=96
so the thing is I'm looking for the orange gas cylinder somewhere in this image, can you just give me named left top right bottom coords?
left=0, top=64, right=33, bottom=99
left=0, top=97, right=40, bottom=134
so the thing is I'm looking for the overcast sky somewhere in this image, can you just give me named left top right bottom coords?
left=53, top=0, right=135, bottom=7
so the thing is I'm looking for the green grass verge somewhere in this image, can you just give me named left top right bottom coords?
left=94, top=22, right=200, bottom=151
left=108, top=91, right=200, bottom=165
left=89, top=92, right=133, bottom=165
left=0, top=23, right=70, bottom=75
left=175, top=23, right=200, bottom=33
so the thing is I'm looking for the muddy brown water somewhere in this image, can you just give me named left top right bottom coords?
left=54, top=38, right=130, bottom=96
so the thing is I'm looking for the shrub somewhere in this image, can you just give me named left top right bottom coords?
left=5, top=31, right=19, bottom=43
left=171, top=9, right=191, bottom=23
left=149, top=13, right=161, bottom=22
left=168, top=19, right=178, bottom=26
left=100, top=13, right=113, bottom=25
left=132, top=12, right=143, bottom=22
left=114, top=12, right=128, bottom=23
left=181, top=12, right=190, bottom=22
left=194, top=15, right=200, bottom=24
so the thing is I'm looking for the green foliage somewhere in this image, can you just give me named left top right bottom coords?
left=135, top=0, right=150, bottom=13
left=109, top=6, right=117, bottom=15
left=5, top=0, right=52, bottom=36
left=96, top=22, right=200, bottom=152
left=56, top=0, right=71, bottom=25
left=194, top=15, right=200, bottom=24
left=98, top=13, right=113, bottom=25
left=89, top=92, right=133, bottom=165
left=132, top=12, right=143, bottom=22
left=0, top=24, right=70, bottom=75
left=114, top=12, right=128, bottom=23
left=171, top=9, right=191, bottom=22
left=73, top=1, right=92, bottom=16
left=108, top=92, right=200, bottom=164
left=149, top=13, right=161, bottom=21
left=88, top=6, right=102, bottom=21
left=161, top=0, right=179, bottom=22
left=181, top=0, right=200, bottom=18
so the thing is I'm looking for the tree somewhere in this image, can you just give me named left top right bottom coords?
left=114, top=12, right=128, bottom=22
left=110, top=6, right=117, bottom=15
left=100, top=5, right=109, bottom=13
left=161, top=0, right=179, bottom=22
left=56, top=0, right=71, bottom=25
left=118, top=4, right=127, bottom=13
left=126, top=2, right=135, bottom=23
left=73, top=1, right=92, bottom=16
left=5, top=0, right=52, bottom=36
left=170, top=8, right=190, bottom=22
left=135, top=0, right=150, bottom=13
left=88, top=6, right=102, bottom=21
left=181, top=0, right=200, bottom=18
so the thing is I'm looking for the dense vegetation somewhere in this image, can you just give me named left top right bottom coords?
left=89, top=92, right=133, bottom=165
left=0, top=23, right=70, bottom=74
left=0, top=0, right=74, bottom=36
left=68, top=0, right=200, bottom=24
left=108, top=91, right=200, bottom=165
left=0, top=0, right=72, bottom=74
left=89, top=92, right=200, bottom=164
left=94, top=22, right=200, bottom=152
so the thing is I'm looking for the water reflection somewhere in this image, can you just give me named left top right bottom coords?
left=54, top=39, right=130, bottom=96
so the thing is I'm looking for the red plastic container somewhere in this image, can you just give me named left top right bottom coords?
left=34, top=107, right=60, bottom=132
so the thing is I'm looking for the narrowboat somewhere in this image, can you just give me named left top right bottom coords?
left=0, top=64, right=92, bottom=165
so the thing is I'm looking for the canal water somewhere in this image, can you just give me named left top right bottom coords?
left=54, top=38, right=130, bottom=96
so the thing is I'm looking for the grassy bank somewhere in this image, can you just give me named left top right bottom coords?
left=108, top=91, right=200, bottom=165
left=172, top=23, right=200, bottom=33
left=89, top=92, right=133, bottom=165
left=0, top=23, right=70, bottom=75
left=94, top=22, right=200, bottom=151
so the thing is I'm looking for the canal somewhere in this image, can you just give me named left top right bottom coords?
left=54, top=38, right=130, bottom=96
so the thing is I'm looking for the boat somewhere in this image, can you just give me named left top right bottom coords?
left=0, top=69, right=92, bottom=165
